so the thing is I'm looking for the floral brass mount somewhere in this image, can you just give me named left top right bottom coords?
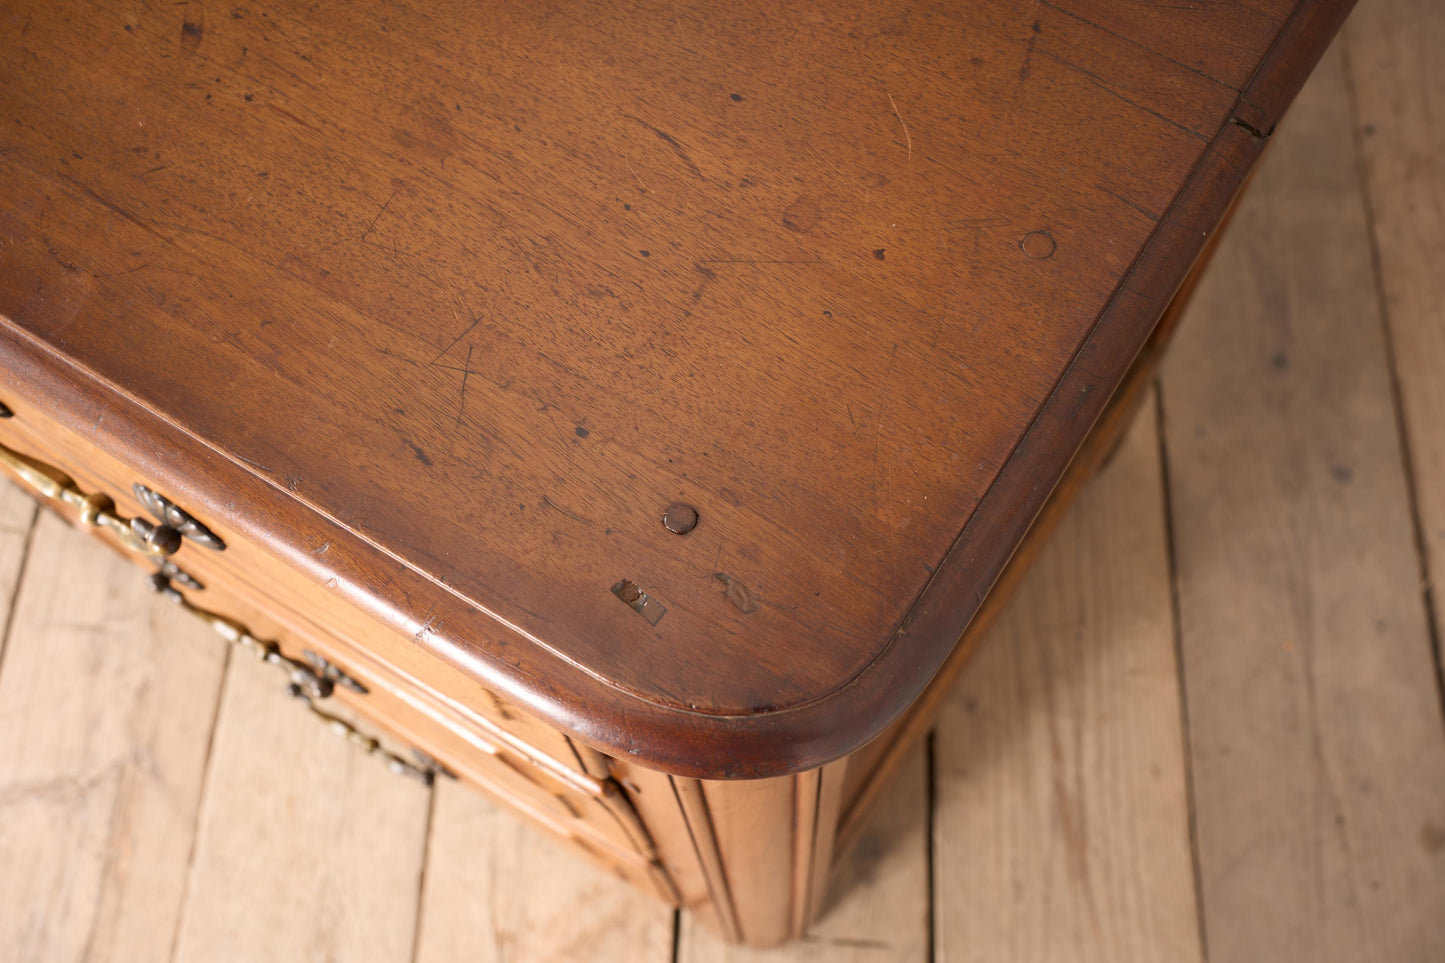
left=0, top=417, right=441, bottom=785
left=286, top=689, right=449, bottom=786
left=146, top=571, right=355, bottom=698
left=0, top=437, right=210, bottom=589
left=133, top=483, right=226, bottom=552
left=0, top=438, right=186, bottom=557
left=146, top=575, right=446, bottom=785
left=0, top=407, right=223, bottom=556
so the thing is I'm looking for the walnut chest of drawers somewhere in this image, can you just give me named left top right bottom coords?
left=0, top=0, right=1350, bottom=946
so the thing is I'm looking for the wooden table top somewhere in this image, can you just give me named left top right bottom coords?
left=0, top=0, right=1350, bottom=776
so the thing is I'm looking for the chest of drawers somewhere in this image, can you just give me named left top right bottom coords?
left=0, top=0, right=1351, bottom=945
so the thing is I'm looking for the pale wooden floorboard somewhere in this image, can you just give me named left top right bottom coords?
left=169, top=646, right=432, bottom=963
left=414, top=776, right=674, bottom=963
left=932, top=395, right=1202, bottom=963
left=679, top=746, right=930, bottom=963
left=1159, top=37, right=1445, bottom=963
left=1343, top=0, right=1445, bottom=707
left=0, top=480, right=37, bottom=660
left=0, top=511, right=227, bottom=963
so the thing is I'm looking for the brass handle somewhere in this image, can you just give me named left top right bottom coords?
left=286, top=689, right=442, bottom=786
left=149, top=574, right=344, bottom=699
left=0, top=402, right=436, bottom=787
left=148, top=575, right=445, bottom=786
left=0, top=438, right=176, bottom=557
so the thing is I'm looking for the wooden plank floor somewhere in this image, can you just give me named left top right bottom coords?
left=3, top=12, right=1443, bottom=961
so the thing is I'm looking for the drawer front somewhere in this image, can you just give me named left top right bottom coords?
left=0, top=392, right=595, bottom=781
left=210, top=583, right=659, bottom=865
left=0, top=391, right=670, bottom=893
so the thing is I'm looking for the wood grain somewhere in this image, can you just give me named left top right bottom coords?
left=1343, top=0, right=1445, bottom=699
left=1160, top=39, right=1445, bottom=963
left=700, top=776, right=797, bottom=947
left=680, top=747, right=929, bottom=963
left=0, top=0, right=1352, bottom=775
left=170, top=645, right=430, bottom=963
left=0, top=480, right=36, bottom=660
left=0, top=511, right=227, bottom=963
left=831, top=222, right=1222, bottom=854
left=932, top=395, right=1201, bottom=963
left=414, top=777, right=674, bottom=963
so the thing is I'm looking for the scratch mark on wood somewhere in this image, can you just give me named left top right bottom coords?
left=625, top=114, right=705, bottom=179
left=234, top=454, right=276, bottom=473
left=264, top=102, right=322, bottom=134
left=404, top=439, right=434, bottom=466
left=799, top=936, right=892, bottom=950
left=886, top=91, right=912, bottom=163
left=1098, top=185, right=1161, bottom=222
left=55, top=172, right=167, bottom=240
left=1037, top=48, right=1209, bottom=142
left=1036, top=0, right=1236, bottom=90
left=895, top=216, right=1010, bottom=235
left=94, top=256, right=163, bottom=280
left=431, top=313, right=481, bottom=365
left=1231, top=115, right=1270, bottom=139
left=455, top=343, right=472, bottom=427
left=541, top=495, right=593, bottom=525
left=696, top=257, right=825, bottom=266
left=626, top=161, right=650, bottom=194
left=413, top=603, right=439, bottom=642
left=360, top=185, right=400, bottom=243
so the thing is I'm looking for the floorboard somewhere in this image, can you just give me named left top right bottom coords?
left=0, top=481, right=36, bottom=663
left=169, top=641, right=431, bottom=963
left=932, top=396, right=1202, bottom=963
left=0, top=512, right=227, bottom=963
left=1343, top=0, right=1445, bottom=715
left=413, top=776, right=674, bottom=963
left=1158, top=38, right=1445, bottom=963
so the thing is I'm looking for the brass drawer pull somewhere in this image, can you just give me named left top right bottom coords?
left=0, top=438, right=178, bottom=557
left=149, top=573, right=348, bottom=699
left=147, top=574, right=445, bottom=785
left=302, top=649, right=370, bottom=696
left=155, top=559, right=205, bottom=592
left=286, top=689, right=444, bottom=786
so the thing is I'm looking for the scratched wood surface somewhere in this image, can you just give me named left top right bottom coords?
left=1159, top=38, right=1445, bottom=963
left=7, top=8, right=1445, bottom=963
left=0, top=0, right=1343, bottom=776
